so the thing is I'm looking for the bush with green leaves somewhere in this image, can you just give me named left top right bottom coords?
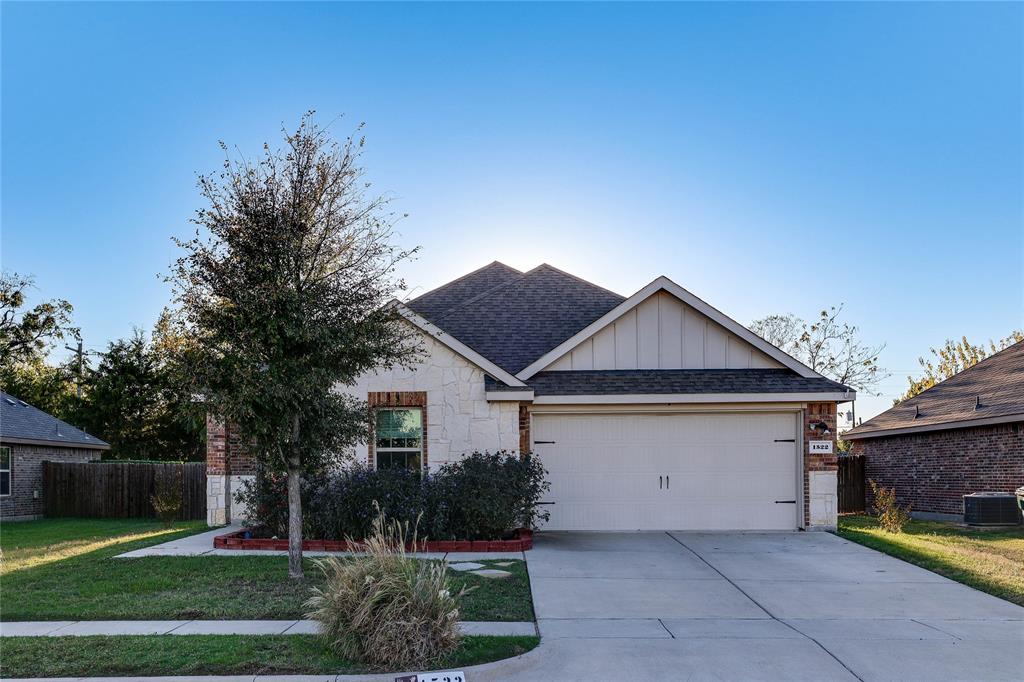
left=240, top=450, right=550, bottom=541
left=869, top=479, right=912, bottom=533
left=151, top=469, right=183, bottom=528
left=305, top=513, right=466, bottom=668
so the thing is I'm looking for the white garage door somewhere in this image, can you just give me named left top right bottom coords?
left=533, top=412, right=799, bottom=531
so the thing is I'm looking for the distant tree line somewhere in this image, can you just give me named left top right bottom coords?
left=0, top=272, right=204, bottom=461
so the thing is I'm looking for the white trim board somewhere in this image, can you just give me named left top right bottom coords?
left=393, top=302, right=528, bottom=387
left=516, top=276, right=824, bottom=380
left=532, top=392, right=854, bottom=405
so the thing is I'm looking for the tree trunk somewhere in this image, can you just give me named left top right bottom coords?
left=287, top=455, right=304, bottom=578
left=287, top=414, right=304, bottom=579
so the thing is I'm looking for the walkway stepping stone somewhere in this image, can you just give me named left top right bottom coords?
left=491, top=561, right=515, bottom=566
left=471, top=569, right=513, bottom=579
left=449, top=562, right=484, bottom=571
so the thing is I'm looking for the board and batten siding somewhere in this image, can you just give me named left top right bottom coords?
left=544, top=291, right=783, bottom=372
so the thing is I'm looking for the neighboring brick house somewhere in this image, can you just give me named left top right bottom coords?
left=209, top=261, right=854, bottom=531
left=0, top=391, right=108, bottom=520
left=845, top=340, right=1024, bottom=520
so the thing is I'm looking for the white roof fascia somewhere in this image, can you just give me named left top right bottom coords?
left=393, top=302, right=528, bottom=388
left=516, top=276, right=824, bottom=380
left=531, top=391, right=854, bottom=405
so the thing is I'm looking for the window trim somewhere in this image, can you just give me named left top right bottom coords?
left=374, top=407, right=424, bottom=472
left=0, top=445, right=11, bottom=497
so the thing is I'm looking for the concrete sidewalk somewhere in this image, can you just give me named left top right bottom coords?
left=0, top=619, right=536, bottom=638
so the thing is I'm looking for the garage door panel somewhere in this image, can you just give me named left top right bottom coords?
left=535, top=412, right=798, bottom=531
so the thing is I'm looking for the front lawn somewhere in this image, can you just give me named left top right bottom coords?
left=1, top=518, right=534, bottom=622
left=0, top=517, right=207, bottom=574
left=838, top=514, right=1024, bottom=606
left=0, top=634, right=540, bottom=678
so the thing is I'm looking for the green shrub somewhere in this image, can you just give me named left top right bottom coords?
left=305, top=513, right=466, bottom=669
left=439, top=451, right=550, bottom=540
left=869, top=479, right=912, bottom=533
left=151, top=469, right=183, bottom=528
left=241, top=451, right=550, bottom=541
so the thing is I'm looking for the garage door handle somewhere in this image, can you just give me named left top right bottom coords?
left=666, top=475, right=669, bottom=490
left=659, top=475, right=663, bottom=490
left=774, top=500, right=796, bottom=504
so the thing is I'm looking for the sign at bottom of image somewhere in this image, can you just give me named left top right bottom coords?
left=395, top=672, right=465, bottom=682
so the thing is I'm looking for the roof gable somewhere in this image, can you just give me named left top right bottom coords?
left=517, top=276, right=822, bottom=380
left=0, top=391, right=109, bottom=449
left=419, top=264, right=625, bottom=374
left=845, top=340, right=1024, bottom=439
left=538, top=289, right=785, bottom=373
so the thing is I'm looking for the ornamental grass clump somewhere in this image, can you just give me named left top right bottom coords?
left=305, top=512, right=468, bottom=669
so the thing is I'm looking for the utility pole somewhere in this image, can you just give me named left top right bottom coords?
left=65, top=340, right=84, bottom=399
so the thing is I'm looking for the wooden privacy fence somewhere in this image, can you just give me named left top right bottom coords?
left=43, top=461, right=206, bottom=520
left=837, top=455, right=866, bottom=514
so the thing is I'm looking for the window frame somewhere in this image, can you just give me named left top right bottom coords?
left=0, top=446, right=11, bottom=497
left=373, top=407, right=424, bottom=472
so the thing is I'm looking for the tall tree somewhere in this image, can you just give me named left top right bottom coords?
left=0, top=272, right=78, bottom=367
left=171, top=113, right=418, bottom=577
left=895, top=331, right=1024, bottom=404
left=750, top=306, right=886, bottom=394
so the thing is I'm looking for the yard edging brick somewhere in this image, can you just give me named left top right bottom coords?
left=213, top=527, right=533, bottom=552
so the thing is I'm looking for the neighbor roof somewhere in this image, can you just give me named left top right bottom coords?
left=408, top=263, right=625, bottom=374
left=522, top=369, right=852, bottom=397
left=0, top=391, right=109, bottom=449
left=845, top=340, right=1024, bottom=439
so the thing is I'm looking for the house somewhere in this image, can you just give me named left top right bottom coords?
left=844, top=340, right=1024, bottom=521
left=207, top=262, right=855, bottom=531
left=0, top=391, right=109, bottom=520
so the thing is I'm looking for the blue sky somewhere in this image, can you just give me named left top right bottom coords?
left=3, top=2, right=1022, bottom=421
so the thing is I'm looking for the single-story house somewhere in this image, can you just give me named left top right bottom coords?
left=0, top=391, right=109, bottom=520
left=208, top=262, right=855, bottom=531
left=845, top=339, right=1024, bottom=521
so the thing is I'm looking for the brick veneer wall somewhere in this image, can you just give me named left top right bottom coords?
left=0, top=443, right=101, bottom=520
left=518, top=402, right=531, bottom=455
left=804, top=402, right=838, bottom=527
left=852, top=421, right=1024, bottom=516
left=367, top=391, right=428, bottom=469
left=205, top=416, right=256, bottom=477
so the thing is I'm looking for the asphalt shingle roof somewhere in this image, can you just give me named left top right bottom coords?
left=407, top=261, right=523, bottom=321
left=845, top=340, right=1024, bottom=438
left=409, top=263, right=626, bottom=374
left=0, top=391, right=109, bottom=449
left=518, top=369, right=851, bottom=396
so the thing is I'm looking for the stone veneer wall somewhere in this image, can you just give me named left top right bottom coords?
left=0, top=443, right=101, bottom=520
left=805, top=402, right=838, bottom=529
left=852, top=422, right=1024, bottom=516
left=345, top=329, right=521, bottom=468
left=206, top=328, right=522, bottom=526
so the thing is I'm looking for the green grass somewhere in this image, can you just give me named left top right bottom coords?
left=1, top=518, right=534, bottom=622
left=0, top=634, right=540, bottom=678
left=0, top=517, right=208, bottom=574
left=838, top=514, right=1024, bottom=606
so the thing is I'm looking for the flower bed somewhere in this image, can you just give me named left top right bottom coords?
left=213, top=527, right=533, bottom=552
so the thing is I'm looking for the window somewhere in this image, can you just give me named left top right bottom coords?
left=0, top=446, right=10, bottom=496
left=375, top=408, right=423, bottom=471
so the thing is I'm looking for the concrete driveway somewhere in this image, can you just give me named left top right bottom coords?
left=517, top=531, right=1024, bottom=681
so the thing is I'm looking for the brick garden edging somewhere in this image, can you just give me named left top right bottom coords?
left=213, top=527, right=533, bottom=552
